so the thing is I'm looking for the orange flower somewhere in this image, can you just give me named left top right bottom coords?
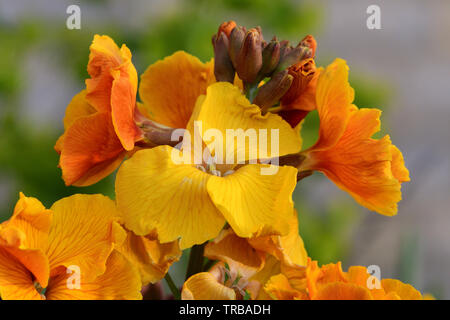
left=55, top=35, right=139, bottom=186
left=265, top=259, right=424, bottom=300
left=299, top=58, right=410, bottom=216
left=0, top=193, right=142, bottom=300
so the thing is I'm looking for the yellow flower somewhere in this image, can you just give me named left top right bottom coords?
left=0, top=193, right=142, bottom=300
left=181, top=211, right=307, bottom=300
left=299, top=58, right=410, bottom=215
left=265, top=258, right=424, bottom=300
left=116, top=82, right=302, bottom=249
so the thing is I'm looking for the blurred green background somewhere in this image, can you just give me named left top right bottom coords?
left=1, top=0, right=443, bottom=298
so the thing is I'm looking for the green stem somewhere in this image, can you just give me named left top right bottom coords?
left=185, top=243, right=206, bottom=280
left=164, top=273, right=181, bottom=300
left=203, top=258, right=216, bottom=272
left=244, top=82, right=259, bottom=102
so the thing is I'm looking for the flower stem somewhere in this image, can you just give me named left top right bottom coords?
left=164, top=272, right=181, bottom=300
left=185, top=243, right=206, bottom=280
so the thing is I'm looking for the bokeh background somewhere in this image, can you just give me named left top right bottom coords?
left=0, top=0, right=449, bottom=298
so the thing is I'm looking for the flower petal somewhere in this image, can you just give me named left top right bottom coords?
left=139, top=51, right=215, bottom=128
left=46, top=194, right=124, bottom=282
left=207, top=164, right=297, bottom=238
left=182, top=272, right=236, bottom=300
left=59, top=112, right=126, bottom=186
left=264, top=274, right=306, bottom=300
left=313, top=282, right=372, bottom=300
left=116, top=146, right=225, bottom=249
left=45, top=250, right=142, bottom=300
left=381, top=279, right=422, bottom=300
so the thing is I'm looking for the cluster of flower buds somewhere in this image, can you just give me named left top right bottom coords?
left=212, top=21, right=317, bottom=110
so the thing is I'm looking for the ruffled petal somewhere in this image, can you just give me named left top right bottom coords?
left=59, top=112, right=126, bottom=186
left=313, top=282, right=372, bottom=300
left=45, top=250, right=142, bottom=300
left=182, top=272, right=236, bottom=300
left=46, top=194, right=124, bottom=282
left=207, top=164, right=297, bottom=238
left=116, top=146, right=225, bottom=249
left=381, top=279, right=422, bottom=300
left=139, top=51, right=215, bottom=128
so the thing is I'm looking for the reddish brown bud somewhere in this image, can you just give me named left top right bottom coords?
left=236, top=28, right=263, bottom=83
left=213, top=32, right=235, bottom=83
left=228, top=26, right=246, bottom=68
left=253, top=70, right=293, bottom=113
left=259, top=41, right=280, bottom=77
left=276, top=45, right=312, bottom=73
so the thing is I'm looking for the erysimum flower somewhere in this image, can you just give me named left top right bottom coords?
left=181, top=211, right=307, bottom=300
left=55, top=35, right=139, bottom=186
left=0, top=193, right=142, bottom=300
left=116, top=82, right=302, bottom=249
left=264, top=259, right=425, bottom=300
left=297, top=58, right=410, bottom=215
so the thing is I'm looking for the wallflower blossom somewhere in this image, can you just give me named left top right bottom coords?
left=55, top=35, right=139, bottom=186
left=264, top=259, right=425, bottom=300
left=297, top=58, right=410, bottom=215
left=181, top=211, right=307, bottom=300
left=0, top=193, right=142, bottom=300
left=116, top=82, right=302, bottom=249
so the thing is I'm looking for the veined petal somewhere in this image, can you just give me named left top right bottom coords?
left=303, top=108, right=405, bottom=216
left=264, top=274, right=306, bottom=300
left=85, top=35, right=138, bottom=114
left=207, top=164, right=297, bottom=238
left=182, top=272, right=236, bottom=300
left=45, top=250, right=142, bottom=300
left=46, top=194, right=124, bottom=282
left=116, top=146, right=225, bottom=249
left=248, top=210, right=307, bottom=266
left=139, top=51, right=215, bottom=128
left=189, top=82, right=302, bottom=162
left=59, top=112, right=126, bottom=186
left=312, top=58, right=354, bottom=151
left=0, top=247, right=44, bottom=300
left=117, top=228, right=181, bottom=285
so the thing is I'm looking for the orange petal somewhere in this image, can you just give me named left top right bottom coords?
left=45, top=250, right=142, bottom=300
left=0, top=247, right=44, bottom=300
left=313, top=282, right=372, bottom=300
left=346, top=266, right=386, bottom=299
left=139, top=51, right=215, bottom=128
left=85, top=35, right=137, bottom=114
left=46, top=194, right=125, bottom=282
left=381, top=279, right=422, bottom=300
left=264, top=274, right=306, bottom=300
left=390, top=145, right=410, bottom=182
left=59, top=112, right=126, bottom=186
left=312, top=59, right=354, bottom=151
left=304, top=108, right=405, bottom=216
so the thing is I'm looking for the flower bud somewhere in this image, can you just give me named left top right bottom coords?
left=253, top=70, right=293, bottom=112
left=236, top=28, right=263, bottom=83
left=298, top=35, right=317, bottom=58
left=228, top=26, right=246, bottom=69
left=218, top=20, right=237, bottom=38
left=212, top=32, right=235, bottom=83
left=259, top=40, right=280, bottom=77
left=281, top=58, right=316, bottom=105
left=276, top=45, right=312, bottom=74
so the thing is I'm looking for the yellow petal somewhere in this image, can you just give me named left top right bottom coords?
left=139, top=51, right=215, bottom=128
left=250, top=255, right=281, bottom=300
left=46, top=194, right=123, bottom=281
left=390, top=145, right=410, bottom=182
left=117, top=228, right=181, bottom=285
left=249, top=209, right=307, bottom=266
left=207, top=164, right=297, bottom=238
left=205, top=229, right=265, bottom=278
left=188, top=82, right=302, bottom=162
left=264, top=274, right=306, bottom=300
left=182, top=272, right=236, bottom=300
left=116, top=146, right=225, bottom=249
left=45, top=250, right=142, bottom=300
